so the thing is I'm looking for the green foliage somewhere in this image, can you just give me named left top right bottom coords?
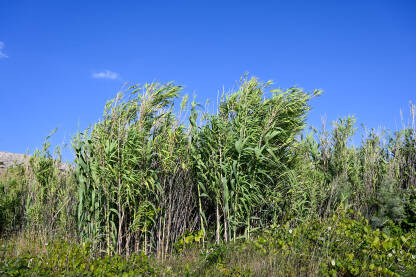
left=2, top=210, right=415, bottom=276
left=0, top=166, right=26, bottom=234
left=0, top=133, right=76, bottom=238
left=0, top=241, right=157, bottom=276
left=173, top=230, right=205, bottom=252
left=371, top=176, right=406, bottom=229
left=25, top=134, right=76, bottom=236
left=73, top=82, right=197, bottom=256
left=1, top=77, right=415, bottom=276
left=193, top=208, right=416, bottom=276
left=318, top=209, right=416, bottom=276
left=192, top=76, right=317, bottom=243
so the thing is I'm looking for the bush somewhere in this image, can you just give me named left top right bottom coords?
left=0, top=240, right=157, bottom=276
left=0, top=166, right=27, bottom=235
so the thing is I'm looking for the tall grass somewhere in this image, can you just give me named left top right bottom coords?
left=72, top=82, right=198, bottom=257
left=1, top=76, right=415, bottom=275
left=0, top=131, right=76, bottom=239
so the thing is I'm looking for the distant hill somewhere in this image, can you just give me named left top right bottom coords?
left=0, top=151, right=29, bottom=174
left=0, top=151, right=70, bottom=174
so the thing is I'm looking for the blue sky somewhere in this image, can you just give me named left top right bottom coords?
left=0, top=0, right=415, bottom=161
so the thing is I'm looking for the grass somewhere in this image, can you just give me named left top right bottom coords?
left=2, top=209, right=416, bottom=276
left=0, top=76, right=415, bottom=276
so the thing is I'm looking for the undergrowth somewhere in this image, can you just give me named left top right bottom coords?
left=1, top=209, right=415, bottom=276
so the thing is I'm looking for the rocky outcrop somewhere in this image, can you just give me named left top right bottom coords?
left=0, top=151, right=29, bottom=173
left=0, top=151, right=70, bottom=175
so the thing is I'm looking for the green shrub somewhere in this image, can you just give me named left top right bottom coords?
left=0, top=240, right=157, bottom=276
left=0, top=166, right=27, bottom=235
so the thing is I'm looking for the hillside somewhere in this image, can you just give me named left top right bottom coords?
left=0, top=151, right=69, bottom=174
left=0, top=151, right=29, bottom=174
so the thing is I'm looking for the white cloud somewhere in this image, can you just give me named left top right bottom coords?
left=92, top=70, right=119, bottom=80
left=0, top=41, right=8, bottom=58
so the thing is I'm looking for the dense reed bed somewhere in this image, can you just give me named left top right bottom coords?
left=1, top=76, right=415, bottom=276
